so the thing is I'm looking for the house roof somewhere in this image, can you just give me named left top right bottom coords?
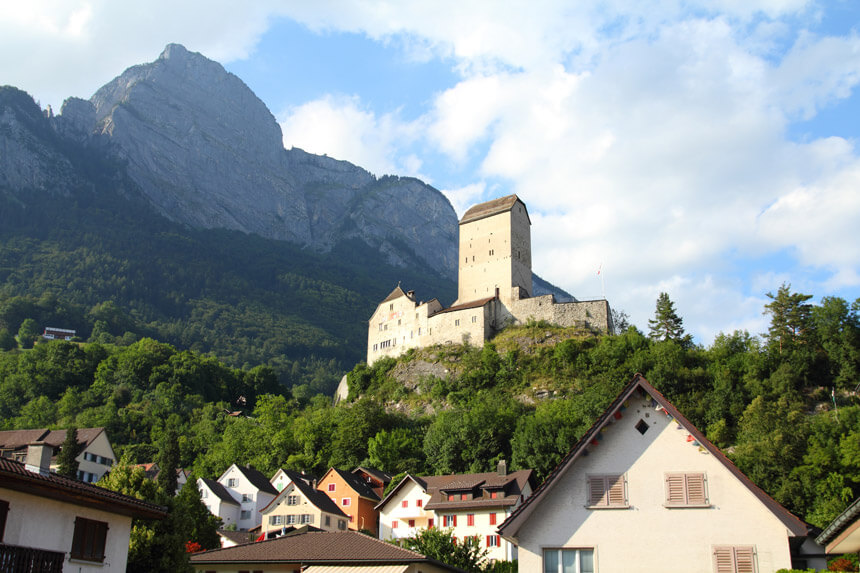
left=200, top=478, right=240, bottom=506
left=816, top=496, right=860, bottom=554
left=272, top=468, right=315, bottom=487
left=459, top=194, right=530, bottom=226
left=375, top=471, right=533, bottom=512
left=352, top=467, right=392, bottom=485
left=324, top=468, right=381, bottom=502
left=262, top=476, right=348, bottom=517
left=190, top=530, right=463, bottom=570
left=436, top=296, right=495, bottom=315
left=0, top=457, right=166, bottom=520
left=218, top=529, right=258, bottom=545
left=0, top=427, right=108, bottom=451
left=498, top=374, right=809, bottom=541
left=381, top=286, right=413, bottom=304
left=223, top=464, right=278, bottom=496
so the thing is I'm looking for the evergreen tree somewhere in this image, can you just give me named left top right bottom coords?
left=16, top=318, right=39, bottom=349
left=0, top=328, right=16, bottom=350
left=648, top=293, right=686, bottom=342
left=763, top=283, right=813, bottom=355
left=156, top=421, right=180, bottom=495
left=57, top=425, right=83, bottom=479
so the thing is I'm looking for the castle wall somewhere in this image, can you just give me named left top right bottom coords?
left=506, top=295, right=611, bottom=332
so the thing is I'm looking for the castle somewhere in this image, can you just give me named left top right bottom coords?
left=366, top=195, right=612, bottom=365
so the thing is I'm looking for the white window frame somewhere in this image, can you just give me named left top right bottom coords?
left=543, top=548, right=595, bottom=573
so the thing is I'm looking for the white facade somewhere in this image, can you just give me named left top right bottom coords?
left=198, top=478, right=240, bottom=528
left=504, top=379, right=808, bottom=573
left=215, top=464, right=276, bottom=530
left=71, top=430, right=116, bottom=483
left=378, top=478, right=433, bottom=541
left=2, top=487, right=133, bottom=573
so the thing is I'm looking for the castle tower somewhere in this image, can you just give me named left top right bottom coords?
left=456, top=194, right=532, bottom=306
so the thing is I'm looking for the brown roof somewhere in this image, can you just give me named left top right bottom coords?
left=262, top=477, right=348, bottom=517
left=381, top=286, right=412, bottom=304
left=376, top=470, right=534, bottom=512
left=498, top=374, right=809, bottom=540
left=0, top=427, right=107, bottom=450
left=233, top=464, right=278, bottom=496
left=201, top=478, right=240, bottom=506
left=352, top=467, right=393, bottom=485
left=0, top=457, right=166, bottom=520
left=190, top=530, right=462, bottom=570
left=435, top=296, right=495, bottom=315
left=325, top=468, right=381, bottom=501
left=459, top=194, right=529, bottom=225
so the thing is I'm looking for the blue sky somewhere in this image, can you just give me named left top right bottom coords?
left=2, top=1, right=859, bottom=344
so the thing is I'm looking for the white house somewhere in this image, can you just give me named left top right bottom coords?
left=199, top=464, right=278, bottom=531
left=0, top=427, right=116, bottom=483
left=0, top=443, right=165, bottom=572
left=498, top=374, right=821, bottom=573
left=377, top=464, right=534, bottom=563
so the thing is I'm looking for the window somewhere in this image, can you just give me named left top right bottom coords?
left=665, top=473, right=709, bottom=507
left=287, top=515, right=297, bottom=524
left=713, top=546, right=756, bottom=573
left=408, top=519, right=415, bottom=527
left=487, top=535, right=500, bottom=547
left=300, top=514, right=314, bottom=524
left=455, top=319, right=460, bottom=326
left=270, top=515, right=285, bottom=525
left=240, top=510, right=251, bottom=520
left=287, top=495, right=299, bottom=506
left=70, top=517, right=108, bottom=563
left=467, top=514, right=475, bottom=526
left=402, top=500, right=408, bottom=508
left=342, top=498, right=351, bottom=506
left=201, top=489, right=208, bottom=498
left=447, top=494, right=455, bottom=501
left=472, top=316, right=477, bottom=323
left=392, top=520, right=399, bottom=529
left=543, top=549, right=594, bottom=573
left=416, top=499, right=423, bottom=508
left=635, top=419, right=650, bottom=434
left=490, top=491, right=499, bottom=499
left=390, top=304, right=394, bottom=310
left=460, top=493, right=468, bottom=501
left=0, top=499, right=8, bottom=542
left=489, top=513, right=497, bottom=525
left=325, top=515, right=331, bottom=526
left=227, top=478, right=238, bottom=487
left=328, top=483, right=336, bottom=492
left=443, top=515, right=457, bottom=527
left=242, top=493, right=252, bottom=502
left=338, top=519, right=347, bottom=530
left=587, top=474, right=627, bottom=508
left=428, top=518, right=434, bottom=528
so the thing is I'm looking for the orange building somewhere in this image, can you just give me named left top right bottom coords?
left=318, top=467, right=383, bottom=535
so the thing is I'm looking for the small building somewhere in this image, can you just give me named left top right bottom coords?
left=260, top=476, right=350, bottom=535
left=199, top=464, right=278, bottom=531
left=318, top=467, right=384, bottom=535
left=42, top=327, right=76, bottom=340
left=0, top=443, right=165, bottom=573
left=377, top=463, right=534, bottom=563
left=498, top=374, right=823, bottom=573
left=0, top=427, right=116, bottom=483
left=270, top=467, right=315, bottom=493
left=190, top=529, right=464, bottom=573
left=352, top=466, right=393, bottom=499
left=816, top=496, right=860, bottom=557
left=199, top=478, right=241, bottom=528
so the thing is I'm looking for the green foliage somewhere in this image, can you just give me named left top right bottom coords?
left=56, top=425, right=83, bottom=478
left=648, top=292, right=688, bottom=344
left=764, top=283, right=814, bottom=356
left=398, top=527, right=487, bottom=573
left=16, top=318, right=39, bottom=349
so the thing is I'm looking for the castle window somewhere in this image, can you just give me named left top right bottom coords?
left=390, top=303, right=394, bottom=310
left=398, top=319, right=401, bottom=325
left=489, top=249, right=494, bottom=256
left=455, top=319, right=460, bottom=326
left=418, top=328, right=422, bottom=335
left=472, top=316, right=477, bottom=323
left=472, top=256, right=475, bottom=262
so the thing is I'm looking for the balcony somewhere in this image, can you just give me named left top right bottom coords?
left=0, top=543, right=65, bottom=573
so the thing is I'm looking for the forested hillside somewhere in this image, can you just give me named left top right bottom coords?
left=0, top=285, right=857, bottom=532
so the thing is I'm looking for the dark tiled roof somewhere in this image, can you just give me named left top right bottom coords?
left=274, top=468, right=315, bottom=487
left=459, top=194, right=528, bottom=225
left=201, top=478, right=240, bottom=505
left=218, top=529, right=257, bottom=545
left=381, top=286, right=411, bottom=304
left=816, top=496, right=860, bottom=548
left=499, top=374, right=809, bottom=539
left=190, top=530, right=462, bottom=570
left=436, top=296, right=495, bottom=315
left=374, top=474, right=429, bottom=511
left=264, top=478, right=347, bottom=517
left=0, top=427, right=106, bottom=449
left=423, top=470, right=533, bottom=511
left=0, top=457, right=166, bottom=520
left=352, top=467, right=393, bottom=484
left=330, top=468, right=380, bottom=501
left=233, top=464, right=278, bottom=496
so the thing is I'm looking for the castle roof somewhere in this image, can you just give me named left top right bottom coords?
left=459, top=194, right=530, bottom=225
left=381, top=285, right=412, bottom=303
left=436, top=296, right=495, bottom=314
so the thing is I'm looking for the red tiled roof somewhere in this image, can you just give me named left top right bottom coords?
left=190, top=530, right=462, bottom=570
left=0, top=457, right=166, bottom=520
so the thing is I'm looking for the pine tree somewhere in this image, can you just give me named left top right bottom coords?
left=648, top=292, right=686, bottom=342
left=156, top=422, right=180, bottom=495
left=763, top=283, right=813, bottom=355
left=57, top=425, right=83, bottom=479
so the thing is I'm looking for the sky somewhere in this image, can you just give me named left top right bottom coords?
left=2, top=0, right=860, bottom=345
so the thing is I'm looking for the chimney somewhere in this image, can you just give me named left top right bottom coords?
left=497, top=459, right=507, bottom=476
left=25, top=442, right=52, bottom=476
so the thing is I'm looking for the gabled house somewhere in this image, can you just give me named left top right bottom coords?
left=377, top=463, right=534, bottom=562
left=352, top=466, right=393, bottom=499
left=318, top=467, right=383, bottom=535
left=0, top=427, right=116, bottom=483
left=260, top=475, right=349, bottom=535
left=270, top=468, right=315, bottom=493
left=200, top=464, right=278, bottom=531
left=0, top=443, right=165, bottom=572
left=190, top=529, right=465, bottom=573
left=817, top=496, right=860, bottom=557
left=498, top=374, right=822, bottom=573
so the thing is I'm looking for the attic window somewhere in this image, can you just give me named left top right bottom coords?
left=635, top=419, right=649, bottom=435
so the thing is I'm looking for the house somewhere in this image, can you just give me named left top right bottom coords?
left=133, top=462, right=189, bottom=492
left=318, top=467, right=384, bottom=535
left=260, top=475, right=349, bottom=535
left=190, top=529, right=465, bottom=572
left=0, top=427, right=116, bottom=482
left=498, top=374, right=822, bottom=573
left=199, top=464, right=278, bottom=530
left=270, top=467, right=315, bottom=493
left=377, top=463, right=535, bottom=562
left=0, top=442, right=165, bottom=572
left=42, top=327, right=76, bottom=340
left=364, top=195, right=612, bottom=366
left=352, top=466, right=393, bottom=499
left=816, top=496, right=860, bottom=556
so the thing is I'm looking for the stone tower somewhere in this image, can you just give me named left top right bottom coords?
left=456, top=194, right=532, bottom=306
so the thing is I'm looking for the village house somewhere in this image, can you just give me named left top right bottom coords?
left=260, top=474, right=349, bottom=535
left=317, top=467, right=384, bottom=535
left=351, top=466, right=392, bottom=499
left=270, top=467, right=315, bottom=493
left=42, top=327, right=76, bottom=340
left=0, top=427, right=116, bottom=483
left=377, top=463, right=534, bottom=563
left=365, top=195, right=612, bottom=365
left=497, top=374, right=825, bottom=573
left=816, top=496, right=860, bottom=557
left=0, top=443, right=165, bottom=572
left=198, top=463, right=278, bottom=531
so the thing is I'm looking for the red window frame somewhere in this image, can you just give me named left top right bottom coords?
left=489, top=513, right=497, bottom=525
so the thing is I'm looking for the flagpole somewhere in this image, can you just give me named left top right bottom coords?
left=598, top=263, right=605, bottom=300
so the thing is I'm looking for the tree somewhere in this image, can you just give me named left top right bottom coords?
left=763, top=283, right=813, bottom=355
left=398, top=527, right=487, bottom=573
left=647, top=293, right=687, bottom=343
left=0, top=328, right=16, bottom=351
left=56, top=425, right=83, bottom=479
left=16, top=318, right=39, bottom=349
left=368, top=427, right=425, bottom=475
left=155, top=421, right=180, bottom=494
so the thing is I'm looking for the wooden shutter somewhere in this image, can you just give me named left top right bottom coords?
left=713, top=546, right=735, bottom=573
left=713, top=546, right=756, bottom=573
left=666, top=473, right=707, bottom=506
left=588, top=475, right=626, bottom=507
left=607, top=475, right=626, bottom=506
left=686, top=473, right=708, bottom=505
left=665, top=473, right=686, bottom=505
left=734, top=547, right=756, bottom=573
left=588, top=476, right=607, bottom=506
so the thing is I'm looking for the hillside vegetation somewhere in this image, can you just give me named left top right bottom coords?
left=0, top=285, right=858, bottom=531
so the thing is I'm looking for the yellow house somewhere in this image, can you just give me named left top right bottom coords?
left=261, top=475, right=349, bottom=535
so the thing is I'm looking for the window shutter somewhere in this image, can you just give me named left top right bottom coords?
left=734, top=547, right=756, bottom=573
left=713, top=546, right=735, bottom=573
left=665, top=474, right=686, bottom=505
left=687, top=473, right=708, bottom=505
left=588, top=475, right=626, bottom=507
left=607, top=475, right=626, bottom=506
left=588, top=476, right=606, bottom=506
